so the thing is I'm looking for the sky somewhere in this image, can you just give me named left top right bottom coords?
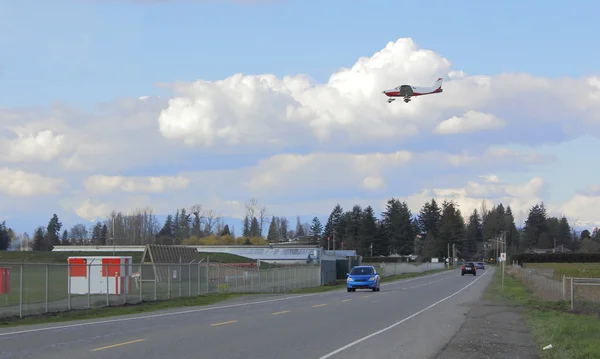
left=0, top=0, right=599, bottom=235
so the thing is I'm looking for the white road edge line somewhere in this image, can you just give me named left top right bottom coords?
left=0, top=269, right=452, bottom=337
left=317, top=270, right=489, bottom=359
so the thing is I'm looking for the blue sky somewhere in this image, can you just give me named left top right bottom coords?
left=0, top=0, right=599, bottom=235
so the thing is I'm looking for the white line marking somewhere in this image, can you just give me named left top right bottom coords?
left=317, top=271, right=489, bottom=359
left=0, top=269, right=451, bottom=337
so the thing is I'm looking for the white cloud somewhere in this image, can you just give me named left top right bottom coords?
left=2, top=37, right=600, bottom=231
left=0, top=129, right=67, bottom=162
left=157, top=38, right=600, bottom=150
left=0, top=168, right=63, bottom=196
left=84, top=175, right=191, bottom=194
left=435, top=111, right=505, bottom=135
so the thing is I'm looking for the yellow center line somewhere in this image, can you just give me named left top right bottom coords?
left=312, top=304, right=327, bottom=308
left=210, top=320, right=238, bottom=327
left=272, top=310, right=291, bottom=315
left=91, top=339, right=146, bottom=352
left=342, top=299, right=352, bottom=302
left=363, top=295, right=372, bottom=298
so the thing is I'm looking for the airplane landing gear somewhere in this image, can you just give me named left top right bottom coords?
left=403, top=97, right=411, bottom=103
left=387, top=98, right=395, bottom=103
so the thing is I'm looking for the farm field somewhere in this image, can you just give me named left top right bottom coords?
left=524, top=262, right=600, bottom=281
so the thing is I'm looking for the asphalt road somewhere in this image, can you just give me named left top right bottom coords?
left=0, top=268, right=494, bottom=359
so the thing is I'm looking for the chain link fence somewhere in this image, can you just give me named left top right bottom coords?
left=507, top=265, right=600, bottom=313
left=363, top=262, right=446, bottom=277
left=0, top=262, right=321, bottom=319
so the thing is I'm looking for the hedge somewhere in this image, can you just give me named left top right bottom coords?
left=509, top=252, right=600, bottom=264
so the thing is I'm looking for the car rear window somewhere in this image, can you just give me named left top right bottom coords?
left=350, top=267, right=374, bottom=275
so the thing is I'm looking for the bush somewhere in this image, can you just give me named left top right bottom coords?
left=509, top=252, right=600, bottom=264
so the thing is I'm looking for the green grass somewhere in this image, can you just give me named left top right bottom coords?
left=524, top=262, right=600, bottom=281
left=486, top=267, right=600, bottom=359
left=0, top=292, right=254, bottom=328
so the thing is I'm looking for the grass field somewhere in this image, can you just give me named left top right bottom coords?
left=524, top=262, right=600, bottom=281
left=487, top=267, right=600, bottom=359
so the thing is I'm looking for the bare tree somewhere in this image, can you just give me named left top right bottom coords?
left=204, top=208, right=218, bottom=235
left=69, top=224, right=89, bottom=245
left=245, top=198, right=258, bottom=220
left=246, top=197, right=268, bottom=237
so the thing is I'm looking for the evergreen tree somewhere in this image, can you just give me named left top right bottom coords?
left=465, top=209, right=483, bottom=259
left=220, top=224, right=231, bottom=236
left=344, top=205, right=363, bottom=250
left=242, top=216, right=250, bottom=237
left=358, top=206, right=379, bottom=256
left=323, top=204, right=343, bottom=248
left=0, top=221, right=11, bottom=250
left=381, top=198, right=415, bottom=256
left=438, top=201, right=466, bottom=259
left=523, top=203, right=548, bottom=248
left=32, top=226, right=46, bottom=251
left=45, top=214, right=62, bottom=250
left=267, top=217, right=279, bottom=242
left=250, top=217, right=260, bottom=237
left=309, top=217, right=323, bottom=245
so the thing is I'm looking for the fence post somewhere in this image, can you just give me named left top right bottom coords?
left=67, top=263, right=72, bottom=310
left=19, top=264, right=23, bottom=318
left=87, top=263, right=91, bottom=309
left=188, top=263, right=191, bottom=297
left=236, top=267, right=239, bottom=293
left=153, top=265, right=157, bottom=301
left=139, top=266, right=143, bottom=303
left=562, top=274, right=566, bottom=301
left=168, top=264, right=171, bottom=300
left=106, top=263, right=109, bottom=307
left=206, top=257, right=210, bottom=294
left=197, top=262, right=200, bottom=296
left=179, top=263, right=182, bottom=297
left=258, top=267, right=261, bottom=292
left=570, top=277, right=574, bottom=311
left=45, top=264, right=49, bottom=313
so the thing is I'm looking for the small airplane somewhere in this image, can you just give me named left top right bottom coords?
left=382, top=78, right=443, bottom=103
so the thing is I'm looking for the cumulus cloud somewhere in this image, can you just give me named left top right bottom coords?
left=0, top=168, right=63, bottom=196
left=157, top=38, right=600, bottom=150
left=435, top=111, right=505, bottom=135
left=84, top=175, right=191, bottom=194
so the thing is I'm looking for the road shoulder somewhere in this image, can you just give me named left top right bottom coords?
left=434, top=286, right=539, bottom=359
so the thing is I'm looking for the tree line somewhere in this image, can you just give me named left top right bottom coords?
left=2, top=198, right=600, bottom=256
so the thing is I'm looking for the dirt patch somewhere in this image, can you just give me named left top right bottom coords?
left=434, top=299, right=539, bottom=359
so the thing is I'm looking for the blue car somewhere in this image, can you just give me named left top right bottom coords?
left=346, top=265, right=381, bottom=292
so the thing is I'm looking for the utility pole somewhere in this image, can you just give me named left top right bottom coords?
left=370, top=243, right=373, bottom=258
left=111, top=215, right=116, bottom=256
left=447, top=242, right=450, bottom=267
left=452, top=243, right=456, bottom=266
left=332, top=231, right=336, bottom=255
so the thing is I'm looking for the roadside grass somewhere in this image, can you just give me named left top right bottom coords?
left=0, top=267, right=449, bottom=328
left=291, top=268, right=450, bottom=294
left=0, top=292, right=255, bottom=328
left=485, top=267, right=600, bottom=359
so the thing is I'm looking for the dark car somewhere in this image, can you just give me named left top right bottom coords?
left=461, top=262, right=477, bottom=276
left=475, top=262, right=485, bottom=270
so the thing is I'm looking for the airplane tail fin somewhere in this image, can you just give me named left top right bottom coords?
left=432, top=77, right=443, bottom=89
